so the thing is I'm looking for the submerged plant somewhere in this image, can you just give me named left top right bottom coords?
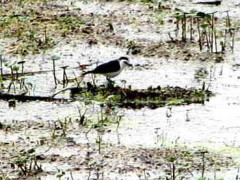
left=72, top=83, right=212, bottom=109
left=77, top=106, right=88, bottom=126
left=11, top=149, right=42, bottom=176
left=0, top=169, right=10, bottom=180
left=173, top=10, right=238, bottom=53
left=127, top=40, right=142, bottom=55
left=0, top=54, right=3, bottom=86
left=51, top=55, right=60, bottom=87
left=60, top=65, right=69, bottom=88
left=51, top=117, right=72, bottom=138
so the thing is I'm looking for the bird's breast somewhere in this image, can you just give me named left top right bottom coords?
left=103, top=69, right=122, bottom=78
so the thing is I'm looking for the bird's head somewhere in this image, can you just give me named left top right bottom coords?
left=118, top=56, right=133, bottom=68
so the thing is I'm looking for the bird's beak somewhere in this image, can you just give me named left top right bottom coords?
left=126, top=62, right=133, bottom=67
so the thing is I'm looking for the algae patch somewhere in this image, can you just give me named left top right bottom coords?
left=72, top=83, right=212, bottom=109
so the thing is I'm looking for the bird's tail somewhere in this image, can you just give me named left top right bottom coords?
left=81, top=71, right=91, bottom=77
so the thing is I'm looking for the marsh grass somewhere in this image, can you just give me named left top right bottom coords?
left=11, top=148, right=42, bottom=176
left=174, top=10, right=240, bottom=53
left=0, top=0, right=85, bottom=55
left=51, top=117, right=72, bottom=138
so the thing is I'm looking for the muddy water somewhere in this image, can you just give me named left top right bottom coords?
left=1, top=42, right=240, bottom=149
left=41, top=168, right=240, bottom=180
left=1, top=0, right=240, bottom=179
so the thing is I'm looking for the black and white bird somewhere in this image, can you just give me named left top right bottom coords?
left=82, top=57, right=132, bottom=80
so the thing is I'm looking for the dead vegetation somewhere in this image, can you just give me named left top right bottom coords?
left=0, top=119, right=236, bottom=179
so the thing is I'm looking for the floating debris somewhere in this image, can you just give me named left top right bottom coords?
left=194, top=0, right=222, bottom=5
left=0, top=92, right=68, bottom=102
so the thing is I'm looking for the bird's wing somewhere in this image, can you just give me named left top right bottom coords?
left=92, top=60, right=120, bottom=74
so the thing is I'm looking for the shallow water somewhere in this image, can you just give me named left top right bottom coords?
left=1, top=0, right=240, bottom=179
left=1, top=42, right=240, bottom=149
left=40, top=168, right=240, bottom=180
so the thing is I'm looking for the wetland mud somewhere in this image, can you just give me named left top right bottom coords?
left=1, top=0, right=240, bottom=179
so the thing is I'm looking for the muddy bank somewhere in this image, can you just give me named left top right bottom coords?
left=1, top=0, right=238, bottom=62
left=0, top=119, right=236, bottom=179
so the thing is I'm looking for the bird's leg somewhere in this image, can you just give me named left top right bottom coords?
left=106, top=77, right=115, bottom=88
left=91, top=74, right=97, bottom=88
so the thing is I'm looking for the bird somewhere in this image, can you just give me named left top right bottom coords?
left=82, top=57, right=132, bottom=81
